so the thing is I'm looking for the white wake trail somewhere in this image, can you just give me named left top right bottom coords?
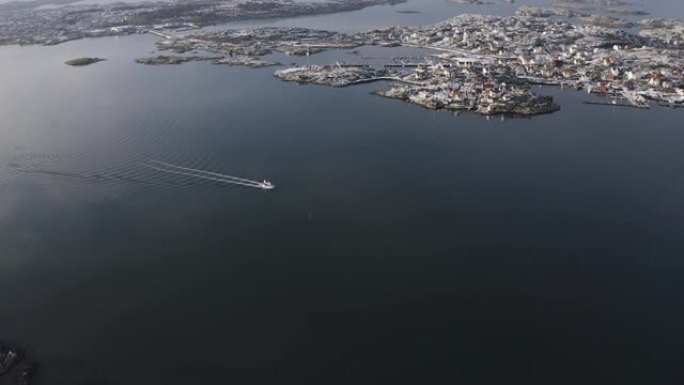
left=150, top=160, right=262, bottom=185
left=141, top=164, right=264, bottom=189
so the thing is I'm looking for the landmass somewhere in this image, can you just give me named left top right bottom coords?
left=516, top=5, right=575, bottom=18
left=0, top=0, right=406, bottom=46
left=639, top=18, right=684, bottom=43
left=65, top=57, right=105, bottom=66
left=213, top=57, right=280, bottom=68
left=135, top=55, right=223, bottom=65
left=0, top=0, right=81, bottom=13
left=274, top=65, right=398, bottom=87
left=154, top=27, right=358, bottom=57
left=448, top=0, right=487, bottom=4
left=142, top=10, right=683, bottom=117
left=516, top=0, right=649, bottom=18
left=375, top=78, right=561, bottom=116
left=578, top=14, right=635, bottom=29
left=135, top=54, right=280, bottom=68
left=4, top=0, right=683, bottom=118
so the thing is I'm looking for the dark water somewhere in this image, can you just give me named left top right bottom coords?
left=1, top=1, right=684, bottom=384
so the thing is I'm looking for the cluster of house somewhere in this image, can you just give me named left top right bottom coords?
left=0, top=5, right=146, bottom=46
left=8, top=0, right=680, bottom=115
left=156, top=27, right=362, bottom=58
left=274, top=65, right=395, bottom=87
left=267, top=58, right=560, bottom=116
left=135, top=12, right=684, bottom=114
left=0, top=0, right=397, bottom=47
left=256, top=13, right=684, bottom=116
left=378, top=63, right=559, bottom=115
left=358, top=14, right=684, bottom=108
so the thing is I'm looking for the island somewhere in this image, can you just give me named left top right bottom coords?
left=274, top=65, right=398, bottom=87
left=135, top=9, right=683, bottom=117
left=135, top=55, right=223, bottom=65
left=6, top=0, right=684, bottom=118
left=135, top=54, right=279, bottom=68
left=0, top=0, right=406, bottom=46
left=65, top=57, right=105, bottom=66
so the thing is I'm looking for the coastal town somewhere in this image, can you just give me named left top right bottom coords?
left=2, top=0, right=683, bottom=117
left=138, top=11, right=684, bottom=116
left=0, top=0, right=404, bottom=46
left=348, top=13, right=684, bottom=113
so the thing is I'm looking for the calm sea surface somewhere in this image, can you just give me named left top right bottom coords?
left=1, top=1, right=684, bottom=384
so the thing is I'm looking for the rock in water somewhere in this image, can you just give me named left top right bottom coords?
left=0, top=343, right=22, bottom=377
left=65, top=57, right=106, bottom=66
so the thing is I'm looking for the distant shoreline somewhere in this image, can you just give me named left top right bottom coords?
left=0, top=0, right=406, bottom=46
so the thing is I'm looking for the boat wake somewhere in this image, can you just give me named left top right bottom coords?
left=142, top=160, right=274, bottom=190
left=0, top=119, right=275, bottom=198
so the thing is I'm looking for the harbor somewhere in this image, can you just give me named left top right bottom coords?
left=3, top=0, right=680, bottom=118
left=128, top=10, right=684, bottom=117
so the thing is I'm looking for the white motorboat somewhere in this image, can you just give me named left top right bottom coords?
left=260, top=180, right=275, bottom=190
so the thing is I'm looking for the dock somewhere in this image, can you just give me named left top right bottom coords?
left=582, top=101, right=644, bottom=108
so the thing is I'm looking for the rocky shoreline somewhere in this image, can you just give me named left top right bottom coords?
left=130, top=7, right=683, bottom=118
left=375, top=82, right=560, bottom=116
left=13, top=3, right=684, bottom=119
left=0, top=342, right=36, bottom=385
left=135, top=55, right=223, bottom=65
left=65, top=57, right=105, bottom=66
left=274, top=65, right=397, bottom=87
left=272, top=64, right=562, bottom=117
left=0, top=0, right=406, bottom=46
left=135, top=54, right=280, bottom=68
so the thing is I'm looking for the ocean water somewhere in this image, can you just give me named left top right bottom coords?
left=1, top=1, right=684, bottom=384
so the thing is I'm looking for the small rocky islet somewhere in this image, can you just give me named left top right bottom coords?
left=65, top=57, right=105, bottom=66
